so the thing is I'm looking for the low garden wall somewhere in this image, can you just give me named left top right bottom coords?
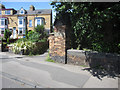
left=67, top=49, right=120, bottom=73
left=67, top=50, right=88, bottom=66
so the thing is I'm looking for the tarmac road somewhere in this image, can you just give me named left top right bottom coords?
left=0, top=52, right=118, bottom=88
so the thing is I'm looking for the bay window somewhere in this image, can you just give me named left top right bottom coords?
left=5, top=10, right=11, bottom=15
left=19, top=18, right=22, bottom=25
left=37, top=19, right=41, bottom=25
left=35, top=17, right=45, bottom=27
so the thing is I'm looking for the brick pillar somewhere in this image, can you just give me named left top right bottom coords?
left=48, top=25, right=67, bottom=64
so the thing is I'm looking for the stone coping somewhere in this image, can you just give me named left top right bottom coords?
left=67, top=49, right=120, bottom=57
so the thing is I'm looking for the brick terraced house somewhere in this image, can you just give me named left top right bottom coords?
left=0, top=4, right=52, bottom=39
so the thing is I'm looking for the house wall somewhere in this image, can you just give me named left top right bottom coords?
left=0, top=7, right=52, bottom=39
left=1, top=10, right=13, bottom=15
left=27, top=14, right=51, bottom=32
left=1, top=13, right=51, bottom=38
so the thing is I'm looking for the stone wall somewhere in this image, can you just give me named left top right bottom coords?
left=67, top=50, right=89, bottom=66
left=67, top=49, right=120, bottom=73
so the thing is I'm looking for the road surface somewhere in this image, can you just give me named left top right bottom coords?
left=0, top=52, right=118, bottom=88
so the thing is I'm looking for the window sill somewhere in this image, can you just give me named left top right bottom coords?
left=5, top=14, right=11, bottom=15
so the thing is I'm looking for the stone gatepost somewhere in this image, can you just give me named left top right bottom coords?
left=49, top=25, right=67, bottom=64
left=48, top=13, right=71, bottom=64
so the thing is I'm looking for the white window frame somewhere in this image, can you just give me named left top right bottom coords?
left=19, top=18, right=23, bottom=25
left=0, top=18, right=5, bottom=26
left=18, top=27, right=25, bottom=35
left=35, top=19, right=41, bottom=27
left=18, top=28, right=23, bottom=35
left=9, top=27, right=13, bottom=32
left=29, top=20, right=32, bottom=27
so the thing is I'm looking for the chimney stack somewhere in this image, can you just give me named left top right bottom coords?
left=0, top=4, right=5, bottom=9
left=29, top=5, right=35, bottom=11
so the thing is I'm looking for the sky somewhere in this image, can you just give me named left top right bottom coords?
left=1, top=2, right=56, bottom=23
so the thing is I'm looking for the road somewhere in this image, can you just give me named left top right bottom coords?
left=0, top=52, right=118, bottom=88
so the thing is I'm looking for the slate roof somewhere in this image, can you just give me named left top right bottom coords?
left=14, top=9, right=51, bottom=15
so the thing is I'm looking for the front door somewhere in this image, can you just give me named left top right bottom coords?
left=13, top=27, right=16, bottom=39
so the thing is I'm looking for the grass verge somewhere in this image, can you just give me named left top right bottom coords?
left=46, top=54, right=55, bottom=63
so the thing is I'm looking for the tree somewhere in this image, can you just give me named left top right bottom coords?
left=51, top=2, right=120, bottom=54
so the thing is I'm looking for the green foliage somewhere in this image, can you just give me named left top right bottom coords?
left=28, top=32, right=42, bottom=42
left=15, top=38, right=27, bottom=43
left=27, top=30, right=34, bottom=37
left=16, top=25, right=47, bottom=43
left=4, top=29, right=12, bottom=40
left=7, top=38, right=9, bottom=44
left=51, top=2, right=120, bottom=54
left=11, top=41, right=36, bottom=55
left=11, top=25, right=48, bottom=55
left=27, top=25, right=47, bottom=42
left=35, top=25, right=47, bottom=38
left=46, top=54, right=55, bottom=63
left=35, top=25, right=44, bottom=33
left=1, top=41, right=7, bottom=52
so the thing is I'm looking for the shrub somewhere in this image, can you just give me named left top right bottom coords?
left=35, top=25, right=47, bottom=38
left=7, top=38, right=9, bottom=44
left=12, top=25, right=48, bottom=55
left=11, top=41, right=48, bottom=55
left=11, top=41, right=36, bottom=55
left=1, top=42, right=7, bottom=52
left=27, top=30, right=34, bottom=38
left=4, top=29, right=12, bottom=40
left=28, top=32, right=41, bottom=42
left=15, top=38, right=27, bottom=43
left=35, top=25, right=44, bottom=33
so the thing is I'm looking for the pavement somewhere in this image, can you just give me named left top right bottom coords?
left=0, top=51, right=119, bottom=88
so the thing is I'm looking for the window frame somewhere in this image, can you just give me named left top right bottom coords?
left=19, top=18, right=23, bottom=25
left=18, top=28, right=23, bottom=35
left=37, top=19, right=41, bottom=25
left=0, top=18, right=5, bottom=26
left=5, top=10, right=11, bottom=15
left=20, top=10, right=24, bottom=14
left=0, top=11, right=1, bottom=15
left=29, top=20, right=32, bottom=27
